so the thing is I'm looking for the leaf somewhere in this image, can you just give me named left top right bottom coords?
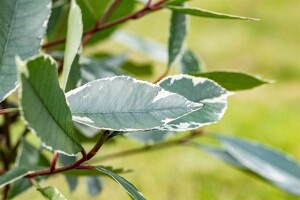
left=166, top=6, right=259, bottom=20
left=79, top=0, right=135, bottom=44
left=0, top=166, right=46, bottom=188
left=61, top=0, right=83, bottom=91
left=80, top=54, right=127, bottom=84
left=37, top=186, right=67, bottom=200
left=126, top=130, right=175, bottom=145
left=67, top=76, right=202, bottom=131
left=61, top=166, right=131, bottom=176
left=0, top=0, right=51, bottom=102
left=112, top=31, right=167, bottom=63
left=121, top=61, right=153, bottom=77
left=168, top=4, right=187, bottom=68
left=8, top=140, right=50, bottom=199
left=199, top=144, right=246, bottom=169
left=218, top=136, right=300, bottom=195
left=180, top=49, right=205, bottom=73
left=85, top=177, right=103, bottom=196
left=59, top=154, right=78, bottom=192
left=158, top=75, right=230, bottom=131
left=65, top=54, right=81, bottom=92
left=18, top=54, right=83, bottom=155
left=165, top=0, right=191, bottom=6
left=191, top=71, right=272, bottom=91
left=95, top=166, right=146, bottom=200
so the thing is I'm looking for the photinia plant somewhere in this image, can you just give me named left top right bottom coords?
left=0, top=0, right=299, bottom=199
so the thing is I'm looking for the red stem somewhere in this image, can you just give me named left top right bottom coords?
left=50, top=152, right=58, bottom=172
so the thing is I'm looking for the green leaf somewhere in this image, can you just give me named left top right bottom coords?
left=112, top=31, right=167, bottom=63
left=80, top=54, right=127, bottom=84
left=165, top=0, right=191, bottom=6
left=37, top=186, right=67, bottom=200
left=126, top=130, right=175, bottom=145
left=199, top=144, right=246, bottom=169
left=95, top=166, right=146, bottom=200
left=61, top=0, right=83, bottom=91
left=0, top=168, right=31, bottom=188
left=166, top=6, right=259, bottom=20
left=218, top=136, right=300, bottom=195
left=61, top=166, right=131, bottom=176
left=8, top=139, right=50, bottom=199
left=67, top=76, right=202, bottom=131
left=158, top=75, right=230, bottom=131
left=180, top=49, right=205, bottom=73
left=65, top=55, right=81, bottom=92
left=79, top=0, right=135, bottom=44
left=0, top=0, right=51, bottom=102
left=18, top=54, right=83, bottom=155
left=85, top=177, right=103, bottom=196
left=121, top=61, right=153, bottom=77
left=168, top=4, right=187, bottom=68
left=191, top=71, right=272, bottom=91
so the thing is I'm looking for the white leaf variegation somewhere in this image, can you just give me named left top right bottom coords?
left=67, top=76, right=202, bottom=131
left=158, top=75, right=232, bottom=131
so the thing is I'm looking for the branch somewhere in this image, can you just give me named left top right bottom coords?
left=0, top=108, right=19, bottom=115
left=27, top=131, right=110, bottom=178
left=42, top=0, right=169, bottom=49
left=90, top=129, right=204, bottom=163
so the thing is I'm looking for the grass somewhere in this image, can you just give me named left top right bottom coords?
left=13, top=0, right=300, bottom=199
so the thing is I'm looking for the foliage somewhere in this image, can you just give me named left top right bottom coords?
left=0, top=0, right=299, bottom=199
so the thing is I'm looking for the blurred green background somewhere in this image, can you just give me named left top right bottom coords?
left=17, top=0, right=299, bottom=199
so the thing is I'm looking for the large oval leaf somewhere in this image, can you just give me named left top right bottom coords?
left=158, top=75, right=231, bottom=131
left=18, top=54, right=83, bottom=155
left=0, top=0, right=51, bottom=102
left=219, top=136, right=300, bottom=195
left=67, top=76, right=202, bottom=131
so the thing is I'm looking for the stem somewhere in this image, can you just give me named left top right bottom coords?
left=90, top=130, right=204, bottom=163
left=42, top=0, right=168, bottom=49
left=27, top=131, right=110, bottom=178
left=50, top=152, right=59, bottom=172
left=0, top=108, right=19, bottom=115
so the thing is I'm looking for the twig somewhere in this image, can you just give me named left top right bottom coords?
left=42, top=0, right=169, bottom=49
left=0, top=108, right=19, bottom=115
left=50, top=152, right=59, bottom=172
left=90, top=129, right=204, bottom=163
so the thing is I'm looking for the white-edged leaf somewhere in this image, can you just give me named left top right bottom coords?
left=112, top=31, right=167, bottom=63
left=158, top=75, right=231, bottom=131
left=126, top=130, right=175, bottom=145
left=67, top=76, right=202, bottom=131
left=167, top=6, right=259, bottom=20
left=0, top=0, right=51, bottom=102
left=59, top=154, right=78, bottom=192
left=168, top=4, right=187, bottom=68
left=61, top=0, right=83, bottom=90
left=95, top=166, right=146, bottom=200
left=18, top=54, right=83, bottom=155
left=37, top=186, right=67, bottom=200
left=219, top=136, right=300, bottom=195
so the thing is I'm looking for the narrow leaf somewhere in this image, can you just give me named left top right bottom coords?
left=219, top=136, right=300, bottom=195
left=61, top=166, right=131, bottom=176
left=61, top=0, right=83, bottom=90
left=18, top=54, right=82, bottom=155
left=158, top=75, right=230, bottom=131
left=86, top=177, right=103, bottom=196
left=126, top=130, right=175, bottom=145
left=65, top=54, right=81, bottom=92
left=0, top=168, right=31, bottom=188
left=191, top=71, right=272, bottom=91
left=95, top=166, right=146, bottom=200
left=0, top=0, right=51, bottom=102
left=37, top=186, right=66, bottom=200
left=180, top=49, right=205, bottom=73
left=167, top=6, right=259, bottom=20
left=112, top=31, right=167, bottom=63
left=8, top=140, right=50, bottom=199
left=59, top=154, right=78, bottom=192
left=168, top=4, right=187, bottom=68
left=67, top=76, right=202, bottom=131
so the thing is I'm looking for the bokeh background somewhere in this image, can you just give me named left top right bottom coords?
left=18, top=0, right=299, bottom=199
